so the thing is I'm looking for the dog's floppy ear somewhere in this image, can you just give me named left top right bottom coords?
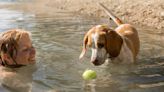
left=79, top=34, right=88, bottom=59
left=79, top=27, right=95, bottom=59
left=106, top=30, right=123, bottom=57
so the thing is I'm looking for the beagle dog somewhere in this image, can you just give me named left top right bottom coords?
left=79, top=3, right=140, bottom=66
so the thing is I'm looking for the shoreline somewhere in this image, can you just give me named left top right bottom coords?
left=0, top=0, right=164, bottom=30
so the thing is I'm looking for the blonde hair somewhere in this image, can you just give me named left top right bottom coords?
left=0, top=29, right=31, bottom=42
left=0, top=29, right=31, bottom=67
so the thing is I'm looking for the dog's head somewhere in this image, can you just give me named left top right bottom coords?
left=79, top=25, right=123, bottom=66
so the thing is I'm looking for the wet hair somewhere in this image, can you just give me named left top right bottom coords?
left=0, top=29, right=31, bottom=68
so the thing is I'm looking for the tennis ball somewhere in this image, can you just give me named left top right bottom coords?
left=82, top=69, right=97, bottom=80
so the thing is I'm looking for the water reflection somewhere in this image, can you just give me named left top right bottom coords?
left=0, top=7, right=164, bottom=92
left=0, top=65, right=37, bottom=92
left=0, top=9, right=35, bottom=31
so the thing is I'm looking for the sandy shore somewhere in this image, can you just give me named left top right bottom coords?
left=0, top=0, right=164, bottom=29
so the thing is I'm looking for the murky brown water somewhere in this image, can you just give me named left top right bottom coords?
left=0, top=1, right=164, bottom=92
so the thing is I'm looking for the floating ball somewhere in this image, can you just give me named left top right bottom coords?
left=82, top=69, right=97, bottom=80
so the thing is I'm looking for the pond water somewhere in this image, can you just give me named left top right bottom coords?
left=0, top=1, right=164, bottom=92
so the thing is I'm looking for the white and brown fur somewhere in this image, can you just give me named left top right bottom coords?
left=79, top=3, right=140, bottom=66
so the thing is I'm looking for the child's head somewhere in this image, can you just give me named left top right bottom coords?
left=0, top=29, right=36, bottom=68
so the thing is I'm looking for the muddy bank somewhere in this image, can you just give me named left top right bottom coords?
left=0, top=0, right=164, bottom=30
left=28, top=0, right=164, bottom=30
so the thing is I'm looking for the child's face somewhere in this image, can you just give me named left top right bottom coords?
left=15, top=34, right=36, bottom=65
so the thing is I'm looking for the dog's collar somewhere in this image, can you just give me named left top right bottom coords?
left=108, top=56, right=115, bottom=60
left=107, top=53, right=116, bottom=60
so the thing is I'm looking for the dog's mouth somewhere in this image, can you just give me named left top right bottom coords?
left=92, top=62, right=102, bottom=66
left=90, top=47, right=108, bottom=66
left=91, top=59, right=105, bottom=66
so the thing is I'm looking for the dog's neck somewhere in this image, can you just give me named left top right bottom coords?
left=109, top=38, right=134, bottom=63
left=106, top=31, right=123, bottom=58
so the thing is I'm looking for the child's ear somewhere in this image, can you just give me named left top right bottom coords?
left=0, top=58, right=2, bottom=65
left=1, top=53, right=14, bottom=65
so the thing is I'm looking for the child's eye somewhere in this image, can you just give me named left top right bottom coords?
left=22, top=46, right=34, bottom=52
left=23, top=48, right=29, bottom=52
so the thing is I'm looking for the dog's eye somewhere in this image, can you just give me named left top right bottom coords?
left=97, top=43, right=104, bottom=48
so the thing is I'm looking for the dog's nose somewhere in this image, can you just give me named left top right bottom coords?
left=92, top=59, right=100, bottom=66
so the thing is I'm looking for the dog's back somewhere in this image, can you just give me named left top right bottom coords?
left=116, top=24, right=140, bottom=58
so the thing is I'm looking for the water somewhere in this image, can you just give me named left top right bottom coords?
left=0, top=2, right=164, bottom=92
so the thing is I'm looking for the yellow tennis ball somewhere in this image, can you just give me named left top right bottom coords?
left=82, top=69, right=97, bottom=80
